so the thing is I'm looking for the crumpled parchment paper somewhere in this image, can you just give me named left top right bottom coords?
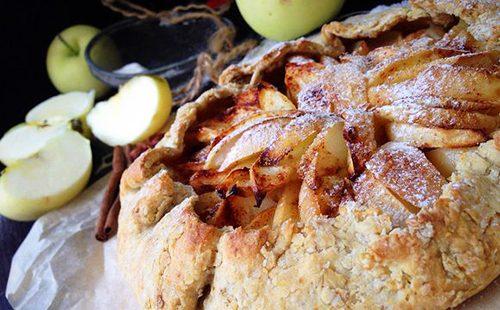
left=6, top=175, right=138, bottom=309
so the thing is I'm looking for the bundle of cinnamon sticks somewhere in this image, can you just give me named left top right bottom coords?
left=95, top=133, right=163, bottom=241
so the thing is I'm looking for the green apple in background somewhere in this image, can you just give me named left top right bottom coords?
left=46, top=25, right=113, bottom=98
left=236, top=0, right=345, bottom=41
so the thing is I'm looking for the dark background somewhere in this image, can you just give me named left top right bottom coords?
left=0, top=0, right=395, bottom=308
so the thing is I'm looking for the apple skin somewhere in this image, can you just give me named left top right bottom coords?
left=236, top=0, right=344, bottom=41
left=46, top=25, right=112, bottom=98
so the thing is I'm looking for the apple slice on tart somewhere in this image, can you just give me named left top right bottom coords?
left=365, top=142, right=446, bottom=210
left=251, top=113, right=342, bottom=193
left=204, top=112, right=298, bottom=171
left=386, top=122, right=486, bottom=148
left=376, top=104, right=499, bottom=132
left=368, top=62, right=500, bottom=106
left=297, top=119, right=349, bottom=219
left=353, top=171, right=415, bottom=226
left=426, top=147, right=477, bottom=178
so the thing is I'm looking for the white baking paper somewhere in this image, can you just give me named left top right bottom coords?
left=6, top=175, right=138, bottom=310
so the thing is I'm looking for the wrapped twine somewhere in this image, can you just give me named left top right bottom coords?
left=101, top=0, right=257, bottom=105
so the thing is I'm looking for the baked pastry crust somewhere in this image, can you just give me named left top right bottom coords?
left=410, top=0, right=500, bottom=49
left=321, top=1, right=453, bottom=39
left=118, top=1, right=500, bottom=308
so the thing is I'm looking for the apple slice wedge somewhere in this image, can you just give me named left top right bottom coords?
left=0, top=129, right=92, bottom=221
left=0, top=123, right=67, bottom=166
left=298, top=121, right=348, bottom=220
left=26, top=90, right=95, bottom=130
left=365, top=142, right=446, bottom=210
left=353, top=171, right=416, bottom=226
left=386, top=122, right=486, bottom=148
left=87, top=75, right=172, bottom=146
left=204, top=113, right=297, bottom=171
left=251, top=113, right=341, bottom=193
left=426, top=147, right=476, bottom=178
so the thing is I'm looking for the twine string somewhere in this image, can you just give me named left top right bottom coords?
left=101, top=0, right=257, bottom=105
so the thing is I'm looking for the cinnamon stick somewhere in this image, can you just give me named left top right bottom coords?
left=95, top=135, right=164, bottom=242
left=103, top=197, right=121, bottom=237
left=95, top=146, right=126, bottom=241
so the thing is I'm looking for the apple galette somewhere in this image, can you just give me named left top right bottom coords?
left=117, top=1, right=500, bottom=308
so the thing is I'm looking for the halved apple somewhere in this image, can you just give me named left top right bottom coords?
left=0, top=123, right=67, bottom=166
left=26, top=90, right=95, bottom=137
left=87, top=75, right=172, bottom=146
left=0, top=129, right=92, bottom=221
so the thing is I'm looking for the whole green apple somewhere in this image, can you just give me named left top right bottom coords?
left=46, top=25, right=110, bottom=98
left=236, top=0, right=344, bottom=41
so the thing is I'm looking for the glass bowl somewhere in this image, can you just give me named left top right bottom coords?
left=85, top=17, right=233, bottom=92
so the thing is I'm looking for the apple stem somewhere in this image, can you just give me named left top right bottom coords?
left=57, top=34, right=79, bottom=56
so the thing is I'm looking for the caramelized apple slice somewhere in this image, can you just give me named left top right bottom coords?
left=367, top=48, right=495, bottom=88
left=226, top=193, right=277, bottom=227
left=251, top=114, right=341, bottom=193
left=365, top=142, right=446, bottom=209
left=342, top=110, right=378, bottom=176
left=298, top=175, right=347, bottom=221
left=245, top=207, right=276, bottom=230
left=204, top=113, right=297, bottom=171
left=258, top=83, right=296, bottom=111
left=376, top=104, right=499, bottom=132
left=190, top=166, right=253, bottom=194
left=194, top=191, right=226, bottom=225
left=272, top=181, right=300, bottom=228
left=188, top=106, right=261, bottom=143
left=369, top=63, right=500, bottom=106
left=294, top=61, right=369, bottom=113
left=353, top=172, right=416, bottom=226
left=298, top=121, right=348, bottom=220
left=236, top=82, right=296, bottom=111
left=390, top=96, right=498, bottom=113
left=299, top=121, right=347, bottom=186
left=367, top=48, right=456, bottom=86
left=426, top=147, right=476, bottom=178
left=386, top=123, right=486, bottom=148
left=284, top=60, right=324, bottom=104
